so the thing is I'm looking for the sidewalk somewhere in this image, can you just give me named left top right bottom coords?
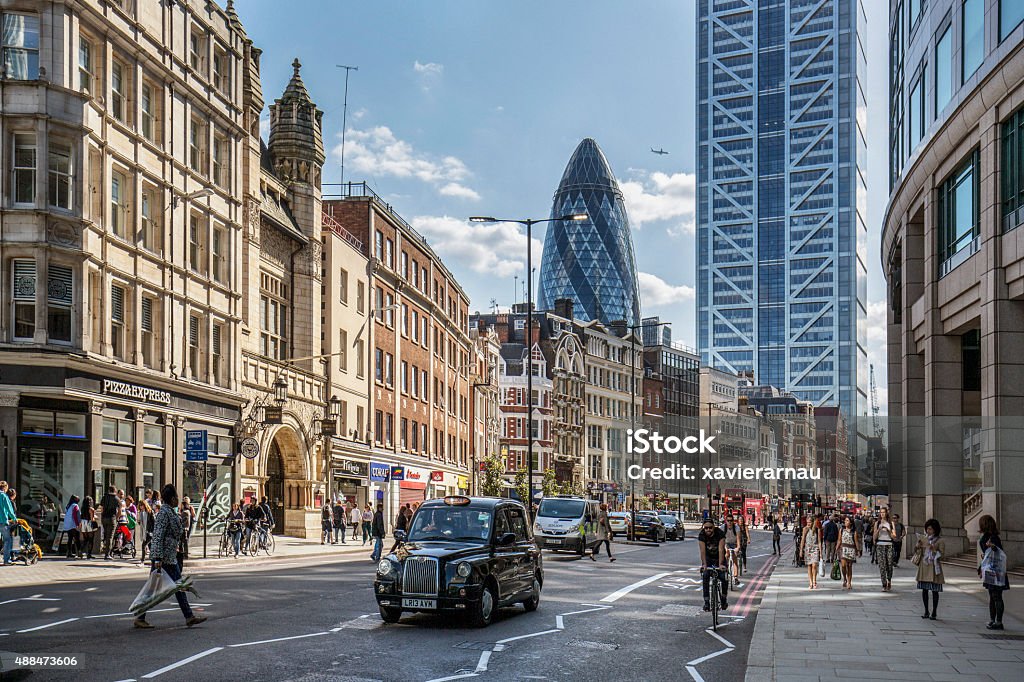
left=0, top=534, right=375, bottom=589
left=745, top=555, right=1023, bottom=681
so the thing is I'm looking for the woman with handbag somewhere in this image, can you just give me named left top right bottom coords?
left=915, top=518, right=944, bottom=619
left=79, top=496, right=96, bottom=559
left=800, top=515, right=822, bottom=589
left=874, top=507, right=896, bottom=591
left=978, top=514, right=1009, bottom=630
left=838, top=515, right=861, bottom=589
left=63, top=496, right=81, bottom=558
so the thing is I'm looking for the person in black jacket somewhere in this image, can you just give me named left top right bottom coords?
left=369, top=503, right=385, bottom=562
left=978, top=514, right=1010, bottom=630
left=98, top=486, right=119, bottom=560
left=390, top=504, right=411, bottom=553
left=332, top=500, right=347, bottom=544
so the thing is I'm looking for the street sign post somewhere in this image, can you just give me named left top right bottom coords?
left=185, top=430, right=208, bottom=557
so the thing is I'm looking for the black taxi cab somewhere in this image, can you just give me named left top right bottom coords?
left=374, top=496, right=543, bottom=627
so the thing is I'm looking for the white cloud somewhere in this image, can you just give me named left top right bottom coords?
left=638, top=271, right=695, bottom=306
left=410, top=215, right=543, bottom=278
left=334, top=125, right=479, bottom=200
left=620, top=171, right=696, bottom=236
left=259, top=115, right=270, bottom=141
left=413, top=60, right=443, bottom=91
left=864, top=299, right=889, bottom=413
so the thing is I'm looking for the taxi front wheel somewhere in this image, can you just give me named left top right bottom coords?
left=523, top=577, right=541, bottom=612
left=379, top=605, right=402, bottom=623
left=470, top=584, right=497, bottom=627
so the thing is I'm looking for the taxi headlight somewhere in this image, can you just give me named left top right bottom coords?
left=377, top=559, right=395, bottom=576
left=457, top=562, right=472, bottom=578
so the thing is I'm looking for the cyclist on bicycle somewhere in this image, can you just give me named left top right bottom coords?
left=722, top=514, right=743, bottom=587
left=243, top=497, right=265, bottom=553
left=699, top=518, right=729, bottom=612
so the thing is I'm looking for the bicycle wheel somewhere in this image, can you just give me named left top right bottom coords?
left=263, top=532, right=275, bottom=555
left=217, top=534, right=229, bottom=559
left=711, top=578, right=719, bottom=631
left=249, top=531, right=260, bottom=555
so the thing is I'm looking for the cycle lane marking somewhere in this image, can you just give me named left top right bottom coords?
left=599, top=572, right=672, bottom=603
left=140, top=647, right=223, bottom=679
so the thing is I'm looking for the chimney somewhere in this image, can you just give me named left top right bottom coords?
left=554, top=298, right=574, bottom=320
left=609, top=319, right=628, bottom=338
left=511, top=302, right=532, bottom=314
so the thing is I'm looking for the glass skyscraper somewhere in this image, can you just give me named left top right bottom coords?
left=539, top=138, right=641, bottom=327
left=696, top=0, right=868, bottom=435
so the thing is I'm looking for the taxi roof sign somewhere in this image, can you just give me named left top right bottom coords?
left=443, top=495, right=471, bottom=506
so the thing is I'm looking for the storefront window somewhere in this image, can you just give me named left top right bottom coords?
left=21, top=409, right=53, bottom=435
left=18, top=446, right=85, bottom=542
left=102, top=416, right=135, bottom=444
left=54, top=412, right=86, bottom=438
left=143, top=423, right=164, bottom=448
left=143, top=455, right=161, bottom=492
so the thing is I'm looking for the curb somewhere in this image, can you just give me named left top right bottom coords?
left=183, top=543, right=373, bottom=570
left=743, top=550, right=787, bottom=682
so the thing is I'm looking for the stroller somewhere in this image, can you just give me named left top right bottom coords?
left=111, top=522, right=136, bottom=559
left=13, top=519, right=42, bottom=565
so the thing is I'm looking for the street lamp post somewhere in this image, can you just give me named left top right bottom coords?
left=627, top=320, right=670, bottom=540
left=469, top=213, right=587, bottom=516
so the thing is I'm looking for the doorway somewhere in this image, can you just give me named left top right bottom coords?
left=266, top=445, right=285, bottom=534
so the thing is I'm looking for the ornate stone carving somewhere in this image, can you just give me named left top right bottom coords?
left=299, top=240, right=322, bottom=281
left=48, top=221, right=81, bottom=248
left=89, top=400, right=105, bottom=414
left=260, top=222, right=292, bottom=268
left=0, top=393, right=20, bottom=408
left=246, top=199, right=261, bottom=242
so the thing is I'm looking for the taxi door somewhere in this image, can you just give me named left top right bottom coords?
left=492, top=506, right=521, bottom=600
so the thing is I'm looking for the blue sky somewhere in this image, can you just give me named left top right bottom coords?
left=241, top=0, right=890, bottom=402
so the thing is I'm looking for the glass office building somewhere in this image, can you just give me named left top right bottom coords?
left=695, top=0, right=868, bottom=438
left=538, top=138, right=641, bottom=327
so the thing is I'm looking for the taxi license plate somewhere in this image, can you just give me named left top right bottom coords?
left=547, top=538, right=562, bottom=545
left=402, top=598, right=436, bottom=609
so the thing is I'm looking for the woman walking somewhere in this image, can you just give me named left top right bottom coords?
left=793, top=516, right=805, bottom=567
left=771, top=515, right=782, bottom=556
left=590, top=503, right=616, bottom=562
left=978, top=515, right=1010, bottom=630
left=874, top=508, right=896, bottom=590
left=63, top=496, right=81, bottom=558
left=915, top=518, right=944, bottom=619
left=320, top=504, right=333, bottom=545
left=79, top=496, right=96, bottom=559
left=800, top=515, right=822, bottom=589
left=839, top=515, right=861, bottom=589
left=133, top=484, right=206, bottom=629
left=227, top=503, right=245, bottom=558
left=361, top=504, right=373, bottom=545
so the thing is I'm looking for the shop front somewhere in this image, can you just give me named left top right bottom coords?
left=332, top=458, right=369, bottom=509
left=1, top=365, right=239, bottom=546
left=395, top=465, right=429, bottom=508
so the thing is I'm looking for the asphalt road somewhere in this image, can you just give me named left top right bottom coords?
left=0, top=531, right=785, bottom=682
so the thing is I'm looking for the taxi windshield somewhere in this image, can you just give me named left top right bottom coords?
left=407, top=507, right=493, bottom=543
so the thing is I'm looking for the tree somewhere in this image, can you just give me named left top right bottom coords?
left=541, top=468, right=560, bottom=498
left=514, top=469, right=530, bottom=505
left=479, top=453, right=506, bottom=497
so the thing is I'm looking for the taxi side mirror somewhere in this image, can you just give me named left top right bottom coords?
left=393, top=530, right=407, bottom=543
left=497, top=532, right=516, bottom=546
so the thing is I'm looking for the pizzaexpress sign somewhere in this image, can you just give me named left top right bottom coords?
left=102, top=379, right=172, bottom=405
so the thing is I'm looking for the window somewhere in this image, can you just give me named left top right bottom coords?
left=2, top=13, right=39, bottom=80
left=909, top=0, right=922, bottom=29
left=141, top=296, right=155, bottom=368
left=962, top=0, right=984, bottom=81
left=338, top=329, right=348, bottom=371
left=212, top=322, right=225, bottom=386
left=962, top=329, right=981, bottom=390
left=111, top=284, right=126, bottom=360
left=935, top=25, right=952, bottom=115
left=213, top=47, right=230, bottom=93
left=411, top=420, right=419, bottom=450
left=78, top=36, right=93, bottom=92
left=102, top=417, right=134, bottom=444
left=374, top=230, right=383, bottom=260
left=400, top=417, right=407, bottom=448
left=189, top=29, right=205, bottom=73
left=909, top=70, right=925, bottom=148
left=212, top=225, right=227, bottom=284
left=385, top=238, right=393, bottom=269
left=385, top=414, right=393, bottom=445
left=355, top=338, right=365, bottom=378
left=48, top=142, right=72, bottom=210
left=47, top=264, right=72, bottom=344
left=110, top=60, right=127, bottom=123
left=413, top=261, right=420, bottom=288
left=338, top=268, right=348, bottom=304
left=938, top=150, right=979, bottom=275
left=401, top=251, right=409, bottom=280
left=212, top=133, right=228, bottom=188
left=400, top=360, right=408, bottom=392
left=374, top=410, right=383, bottom=444
left=12, top=259, right=35, bottom=340
left=421, top=369, right=428, bottom=401
left=1001, top=0, right=1024, bottom=41
left=188, top=313, right=202, bottom=379
left=411, top=364, right=419, bottom=397
left=401, top=303, right=408, bottom=336
left=412, top=310, right=419, bottom=342
left=12, top=133, right=35, bottom=205
left=1003, top=106, right=1024, bottom=231
left=190, top=118, right=205, bottom=172
left=259, top=274, right=288, bottom=360
left=356, top=280, right=365, bottom=314
left=140, top=188, right=161, bottom=252
left=385, top=292, right=394, bottom=327
left=143, top=423, right=164, bottom=448
left=110, top=171, right=127, bottom=237
left=141, top=82, right=157, bottom=142
left=375, top=348, right=383, bottom=382
left=189, top=214, right=204, bottom=273
left=386, top=354, right=394, bottom=387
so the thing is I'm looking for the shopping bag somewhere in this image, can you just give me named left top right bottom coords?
left=981, top=547, right=1008, bottom=588
left=129, top=569, right=179, bottom=616
left=126, top=513, right=137, bottom=531
left=830, top=560, right=842, bottom=580
left=818, top=556, right=825, bottom=577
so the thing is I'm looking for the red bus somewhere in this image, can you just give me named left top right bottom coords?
left=722, top=488, right=764, bottom=524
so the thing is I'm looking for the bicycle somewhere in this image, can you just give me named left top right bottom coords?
left=703, top=565, right=725, bottom=631
left=725, top=546, right=742, bottom=587
left=248, top=521, right=275, bottom=556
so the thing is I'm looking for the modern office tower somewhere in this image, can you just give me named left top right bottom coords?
left=695, top=0, right=868, bottom=447
left=538, top=138, right=642, bottom=328
left=883, top=0, right=1024, bottom=563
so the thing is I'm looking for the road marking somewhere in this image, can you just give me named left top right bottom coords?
left=495, top=628, right=560, bottom=644
left=423, top=674, right=477, bottom=682
left=686, top=666, right=706, bottom=682
left=687, top=646, right=733, bottom=666
left=0, top=595, right=61, bottom=605
left=228, top=631, right=330, bottom=648
left=559, top=605, right=612, bottom=616
left=600, top=572, right=671, bottom=602
left=16, top=617, right=79, bottom=633
left=85, top=604, right=213, bottom=620
left=706, top=628, right=734, bottom=648
left=475, top=651, right=491, bottom=672
left=555, top=616, right=564, bottom=630
left=141, top=647, right=223, bottom=679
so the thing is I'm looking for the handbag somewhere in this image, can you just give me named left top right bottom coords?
left=830, top=560, right=842, bottom=580
left=911, top=547, right=923, bottom=566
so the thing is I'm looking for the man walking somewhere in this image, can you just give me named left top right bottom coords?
left=369, top=503, right=385, bottom=561
left=822, top=513, right=839, bottom=563
left=0, top=481, right=17, bottom=565
left=349, top=502, right=361, bottom=543
left=771, top=515, right=782, bottom=555
left=332, top=500, right=347, bottom=544
left=892, top=513, right=906, bottom=567
left=99, top=485, right=119, bottom=559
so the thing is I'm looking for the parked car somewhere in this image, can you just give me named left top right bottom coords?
left=374, top=496, right=543, bottom=627
left=658, top=514, right=685, bottom=541
left=608, top=511, right=631, bottom=536
left=632, top=512, right=667, bottom=542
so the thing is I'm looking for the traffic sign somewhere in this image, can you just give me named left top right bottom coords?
left=185, top=429, right=208, bottom=462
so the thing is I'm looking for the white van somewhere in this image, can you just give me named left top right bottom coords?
left=532, top=496, right=601, bottom=555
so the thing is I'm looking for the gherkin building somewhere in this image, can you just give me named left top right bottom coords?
left=538, top=138, right=641, bottom=327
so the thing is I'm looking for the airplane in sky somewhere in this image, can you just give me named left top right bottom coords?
left=650, top=147, right=669, bottom=155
